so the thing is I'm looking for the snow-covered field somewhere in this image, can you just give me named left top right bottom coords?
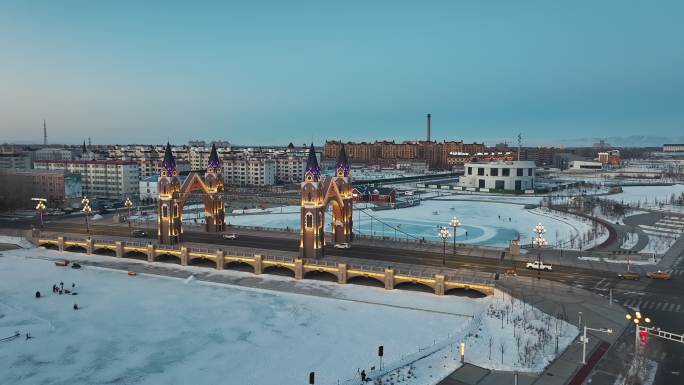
left=0, top=248, right=577, bottom=384
left=607, top=184, right=684, bottom=209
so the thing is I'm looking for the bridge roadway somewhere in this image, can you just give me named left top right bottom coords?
left=40, top=222, right=642, bottom=292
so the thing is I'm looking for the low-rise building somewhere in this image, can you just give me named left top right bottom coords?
left=597, top=150, right=621, bottom=165
left=663, top=144, right=684, bottom=153
left=459, top=161, right=536, bottom=191
left=32, top=148, right=73, bottom=161
left=568, top=160, right=603, bottom=171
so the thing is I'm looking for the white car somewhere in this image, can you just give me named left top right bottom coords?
left=525, top=260, right=552, bottom=271
left=333, top=243, right=351, bottom=249
left=222, top=233, right=238, bottom=240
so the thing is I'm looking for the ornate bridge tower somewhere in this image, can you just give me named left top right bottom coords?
left=300, top=143, right=353, bottom=259
left=158, top=143, right=182, bottom=244
left=202, top=144, right=225, bottom=233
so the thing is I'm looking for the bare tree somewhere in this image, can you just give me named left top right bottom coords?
left=500, top=341, right=506, bottom=364
left=488, top=337, right=493, bottom=360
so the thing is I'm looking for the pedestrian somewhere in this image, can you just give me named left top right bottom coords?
left=25, top=332, right=32, bottom=340
left=72, top=283, right=75, bottom=289
left=73, top=304, right=79, bottom=310
left=509, top=217, right=511, bottom=222
left=498, top=215, right=500, bottom=220
left=60, top=281, right=64, bottom=288
left=52, top=285, right=57, bottom=293
left=59, top=289, right=63, bottom=295
left=35, top=291, right=41, bottom=298
left=361, top=370, right=366, bottom=381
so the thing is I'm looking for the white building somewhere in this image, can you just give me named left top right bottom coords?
left=223, top=158, right=276, bottom=186
left=567, top=160, right=603, bottom=172
left=274, top=156, right=307, bottom=183
left=33, top=148, right=73, bottom=161
left=34, top=160, right=140, bottom=202
left=459, top=160, right=536, bottom=191
left=139, top=175, right=187, bottom=202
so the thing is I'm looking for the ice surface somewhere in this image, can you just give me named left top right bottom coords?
left=0, top=248, right=577, bottom=384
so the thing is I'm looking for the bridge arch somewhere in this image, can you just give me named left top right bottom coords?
left=224, top=260, right=255, bottom=273
left=394, top=281, right=435, bottom=293
left=156, top=253, right=181, bottom=264
left=445, top=287, right=487, bottom=298
left=189, top=256, right=215, bottom=268
left=93, top=247, right=116, bottom=256
left=347, top=275, right=384, bottom=288
left=303, top=269, right=338, bottom=282
left=262, top=265, right=296, bottom=277
left=65, top=244, right=87, bottom=253
left=124, top=250, right=147, bottom=260
left=40, top=242, right=59, bottom=250
left=299, top=144, right=353, bottom=259
left=158, top=143, right=225, bottom=244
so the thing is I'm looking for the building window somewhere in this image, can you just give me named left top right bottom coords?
left=490, top=168, right=499, bottom=176
left=306, top=213, right=313, bottom=228
left=502, top=168, right=510, bottom=176
left=516, top=168, right=523, bottom=176
left=528, top=168, right=533, bottom=176
left=162, top=205, right=168, bottom=218
left=467, top=167, right=472, bottom=175
left=477, top=168, right=485, bottom=176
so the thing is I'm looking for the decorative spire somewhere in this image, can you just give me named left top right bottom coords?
left=336, top=144, right=349, bottom=177
left=208, top=143, right=220, bottom=169
left=82, top=140, right=87, bottom=154
left=161, top=142, right=176, bottom=174
left=304, top=142, right=320, bottom=180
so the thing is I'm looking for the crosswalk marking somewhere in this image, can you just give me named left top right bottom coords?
left=676, top=304, right=682, bottom=312
left=667, top=303, right=675, bottom=311
left=642, top=301, right=650, bottom=308
left=655, top=302, right=663, bottom=310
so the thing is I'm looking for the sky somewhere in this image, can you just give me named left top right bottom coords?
left=1, top=0, right=683, bottom=146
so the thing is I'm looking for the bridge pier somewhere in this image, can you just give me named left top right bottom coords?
left=215, top=249, right=224, bottom=270
left=254, top=255, right=263, bottom=274
left=435, top=274, right=445, bottom=296
left=384, top=268, right=395, bottom=290
left=294, top=259, right=304, bottom=280
left=85, top=238, right=94, bottom=255
left=115, top=241, right=123, bottom=258
left=57, top=236, right=65, bottom=252
left=146, top=243, right=156, bottom=263
left=337, top=263, right=347, bottom=284
left=180, top=247, right=189, bottom=266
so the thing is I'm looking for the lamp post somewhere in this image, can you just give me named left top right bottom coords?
left=81, top=196, right=92, bottom=235
left=439, top=226, right=450, bottom=266
left=580, top=326, right=613, bottom=364
left=35, top=199, right=47, bottom=229
left=124, top=197, right=133, bottom=236
left=449, top=216, right=461, bottom=253
left=532, top=223, right=548, bottom=280
left=626, top=311, right=652, bottom=357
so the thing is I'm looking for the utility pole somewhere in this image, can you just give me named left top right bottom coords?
left=43, top=120, right=47, bottom=146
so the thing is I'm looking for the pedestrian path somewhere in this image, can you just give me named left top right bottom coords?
left=621, top=298, right=684, bottom=313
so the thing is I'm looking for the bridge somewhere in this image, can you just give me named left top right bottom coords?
left=37, top=235, right=495, bottom=296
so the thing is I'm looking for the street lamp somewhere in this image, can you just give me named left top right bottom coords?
left=532, top=223, right=548, bottom=280
left=580, top=325, right=613, bottom=364
left=449, top=216, right=461, bottom=253
left=82, top=196, right=92, bottom=235
left=124, top=197, right=133, bottom=236
left=35, top=199, right=47, bottom=229
left=626, top=311, right=652, bottom=357
left=438, top=226, right=450, bottom=266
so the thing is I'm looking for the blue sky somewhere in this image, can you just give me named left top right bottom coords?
left=1, top=0, right=683, bottom=146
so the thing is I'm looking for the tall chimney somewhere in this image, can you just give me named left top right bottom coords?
left=426, top=113, right=431, bottom=142
left=43, top=120, right=47, bottom=146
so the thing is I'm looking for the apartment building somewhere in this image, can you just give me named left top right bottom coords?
left=34, top=160, right=139, bottom=202
left=0, top=170, right=82, bottom=209
left=0, top=152, right=32, bottom=170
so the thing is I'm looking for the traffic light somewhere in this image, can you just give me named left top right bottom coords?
left=639, top=329, right=649, bottom=347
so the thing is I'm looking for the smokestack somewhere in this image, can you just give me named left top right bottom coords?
left=43, top=120, right=47, bottom=146
left=426, top=113, right=431, bottom=142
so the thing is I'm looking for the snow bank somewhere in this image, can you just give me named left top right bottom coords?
left=0, top=235, right=34, bottom=249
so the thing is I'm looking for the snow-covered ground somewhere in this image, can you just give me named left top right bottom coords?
left=228, top=199, right=599, bottom=249
left=607, top=184, right=684, bottom=212
left=0, top=248, right=578, bottom=384
left=620, top=233, right=639, bottom=250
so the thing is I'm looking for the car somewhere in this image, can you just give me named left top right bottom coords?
left=132, top=230, right=147, bottom=237
left=71, top=262, right=82, bottom=269
left=222, top=233, right=238, bottom=240
left=54, top=259, right=70, bottom=267
left=333, top=243, right=351, bottom=249
left=617, top=272, right=640, bottom=280
left=646, top=270, right=671, bottom=280
left=525, top=260, right=552, bottom=271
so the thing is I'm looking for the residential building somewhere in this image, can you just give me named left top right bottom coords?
left=223, top=158, right=276, bottom=186
left=0, top=170, right=82, bottom=209
left=34, top=160, right=139, bottom=202
left=663, top=144, right=684, bottom=153
left=139, top=175, right=187, bottom=202
left=0, top=152, right=31, bottom=170
left=32, top=148, right=73, bottom=161
left=597, top=150, right=621, bottom=165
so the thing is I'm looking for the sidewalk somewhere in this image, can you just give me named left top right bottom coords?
left=441, top=276, right=630, bottom=385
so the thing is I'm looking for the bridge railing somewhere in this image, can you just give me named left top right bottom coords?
left=263, top=255, right=294, bottom=263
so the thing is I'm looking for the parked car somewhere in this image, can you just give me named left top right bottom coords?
left=54, top=259, right=70, bottom=267
left=646, top=270, right=671, bottom=280
left=222, top=233, right=238, bottom=240
left=132, top=230, right=147, bottom=238
left=333, top=243, right=351, bottom=249
left=525, top=260, right=552, bottom=271
left=617, top=272, right=640, bottom=280
left=71, top=262, right=82, bottom=269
